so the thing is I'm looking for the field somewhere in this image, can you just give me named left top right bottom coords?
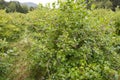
left=0, top=1, right=120, bottom=80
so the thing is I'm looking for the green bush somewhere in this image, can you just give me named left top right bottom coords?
left=0, top=10, right=25, bottom=42
left=28, top=1, right=120, bottom=80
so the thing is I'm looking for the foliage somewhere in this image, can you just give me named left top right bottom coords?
left=0, top=0, right=120, bottom=80
left=0, top=0, right=6, bottom=9
left=0, top=0, right=33, bottom=13
left=110, top=0, right=120, bottom=11
left=87, top=0, right=120, bottom=11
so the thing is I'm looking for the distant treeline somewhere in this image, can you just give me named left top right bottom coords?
left=0, top=0, right=36, bottom=13
left=87, top=0, right=120, bottom=11
left=1, top=0, right=120, bottom=13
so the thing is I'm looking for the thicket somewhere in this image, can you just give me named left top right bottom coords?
left=0, top=0, right=120, bottom=80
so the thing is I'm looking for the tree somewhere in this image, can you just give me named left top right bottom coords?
left=6, top=1, right=25, bottom=13
left=110, top=0, right=120, bottom=11
left=29, top=7, right=35, bottom=11
left=21, top=5, right=28, bottom=13
left=0, top=0, right=6, bottom=9
left=6, top=1, right=18, bottom=13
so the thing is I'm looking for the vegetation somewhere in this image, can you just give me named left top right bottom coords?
left=1, top=0, right=120, bottom=13
left=0, top=0, right=120, bottom=80
left=0, top=0, right=36, bottom=13
left=86, top=0, right=120, bottom=11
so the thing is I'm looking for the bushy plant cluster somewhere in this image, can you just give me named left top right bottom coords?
left=0, top=0, right=120, bottom=80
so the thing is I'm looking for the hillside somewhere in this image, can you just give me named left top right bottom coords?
left=21, top=2, right=37, bottom=8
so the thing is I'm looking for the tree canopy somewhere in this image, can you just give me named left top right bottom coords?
left=0, top=0, right=35, bottom=13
